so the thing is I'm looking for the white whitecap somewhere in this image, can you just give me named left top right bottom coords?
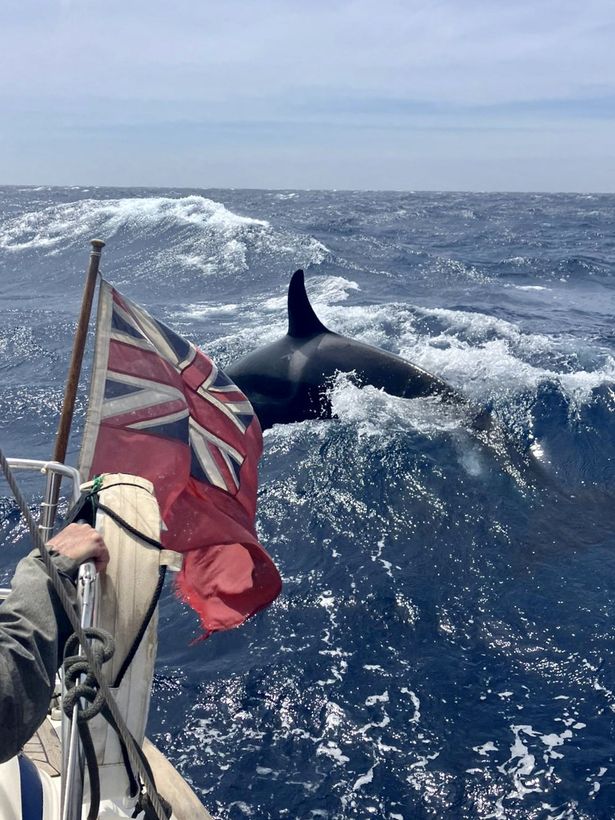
left=0, top=194, right=329, bottom=280
left=263, top=275, right=359, bottom=311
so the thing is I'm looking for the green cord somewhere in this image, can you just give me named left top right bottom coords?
left=90, top=474, right=103, bottom=495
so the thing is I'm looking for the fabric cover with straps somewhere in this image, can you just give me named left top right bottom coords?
left=78, top=474, right=179, bottom=803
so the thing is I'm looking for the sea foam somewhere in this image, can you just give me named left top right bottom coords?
left=0, top=194, right=329, bottom=280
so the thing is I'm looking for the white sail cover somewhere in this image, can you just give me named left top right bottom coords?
left=82, top=473, right=170, bottom=802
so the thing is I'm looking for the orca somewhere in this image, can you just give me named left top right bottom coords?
left=226, top=270, right=474, bottom=430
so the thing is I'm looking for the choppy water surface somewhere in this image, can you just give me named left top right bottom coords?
left=1, top=187, right=615, bottom=819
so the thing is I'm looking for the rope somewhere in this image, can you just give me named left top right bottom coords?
left=93, top=498, right=165, bottom=550
left=62, top=628, right=115, bottom=721
left=113, top=566, right=166, bottom=688
left=0, top=447, right=169, bottom=820
left=78, top=722, right=101, bottom=820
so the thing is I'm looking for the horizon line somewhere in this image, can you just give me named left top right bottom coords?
left=1, top=182, right=614, bottom=196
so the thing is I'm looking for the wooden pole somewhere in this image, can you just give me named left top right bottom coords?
left=53, top=239, right=105, bottom=465
left=39, top=240, right=104, bottom=536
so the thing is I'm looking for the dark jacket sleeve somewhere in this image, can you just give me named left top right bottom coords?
left=0, top=550, right=80, bottom=763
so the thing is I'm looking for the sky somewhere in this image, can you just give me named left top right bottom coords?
left=1, top=0, right=614, bottom=191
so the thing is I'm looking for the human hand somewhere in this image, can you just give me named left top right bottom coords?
left=47, top=523, right=110, bottom=573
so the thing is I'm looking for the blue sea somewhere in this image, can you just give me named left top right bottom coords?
left=1, top=186, right=615, bottom=819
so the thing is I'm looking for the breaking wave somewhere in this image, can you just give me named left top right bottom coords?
left=0, top=194, right=329, bottom=281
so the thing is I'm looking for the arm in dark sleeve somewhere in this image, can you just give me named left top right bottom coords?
left=0, top=550, right=79, bottom=763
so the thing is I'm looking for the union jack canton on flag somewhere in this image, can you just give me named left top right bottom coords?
left=79, top=279, right=282, bottom=635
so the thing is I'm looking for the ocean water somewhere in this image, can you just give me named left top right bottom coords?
left=1, top=186, right=615, bottom=819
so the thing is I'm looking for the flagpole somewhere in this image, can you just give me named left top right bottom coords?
left=40, top=239, right=105, bottom=537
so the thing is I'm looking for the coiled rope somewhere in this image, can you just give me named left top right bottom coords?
left=0, top=447, right=168, bottom=820
left=62, top=628, right=115, bottom=721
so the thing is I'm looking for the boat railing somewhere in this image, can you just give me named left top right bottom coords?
left=0, top=458, right=82, bottom=600
left=1, top=457, right=99, bottom=819
left=62, top=558, right=98, bottom=820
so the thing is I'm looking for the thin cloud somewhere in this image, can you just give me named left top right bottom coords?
left=3, top=0, right=615, bottom=105
left=1, top=0, right=614, bottom=188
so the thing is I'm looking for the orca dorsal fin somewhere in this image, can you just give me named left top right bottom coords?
left=287, top=270, right=330, bottom=338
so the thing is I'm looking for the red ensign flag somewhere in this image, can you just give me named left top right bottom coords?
left=80, top=280, right=281, bottom=634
